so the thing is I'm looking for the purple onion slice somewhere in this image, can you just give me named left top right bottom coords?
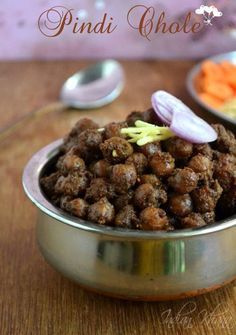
left=151, top=90, right=194, bottom=125
left=151, top=90, right=217, bottom=143
left=170, top=110, right=217, bottom=143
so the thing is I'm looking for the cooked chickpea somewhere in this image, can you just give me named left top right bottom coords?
left=111, top=164, right=137, bottom=193
left=88, top=197, right=115, bottom=225
left=140, top=207, right=170, bottom=230
left=126, top=153, right=148, bottom=175
left=150, top=152, right=175, bottom=177
left=100, top=137, right=133, bottom=163
left=168, top=168, right=198, bottom=194
left=165, top=137, right=193, bottom=159
left=169, top=194, right=193, bottom=217
left=180, top=213, right=206, bottom=229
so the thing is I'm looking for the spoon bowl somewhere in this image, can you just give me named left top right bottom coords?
left=60, top=60, right=125, bottom=109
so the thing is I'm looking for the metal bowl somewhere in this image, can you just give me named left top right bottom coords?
left=22, top=140, right=236, bottom=301
left=186, top=51, right=236, bottom=126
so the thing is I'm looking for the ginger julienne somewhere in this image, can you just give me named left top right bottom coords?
left=38, top=5, right=202, bottom=39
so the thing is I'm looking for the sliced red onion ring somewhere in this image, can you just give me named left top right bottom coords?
left=151, top=90, right=194, bottom=125
left=170, top=110, right=217, bottom=143
left=151, top=90, right=217, bottom=143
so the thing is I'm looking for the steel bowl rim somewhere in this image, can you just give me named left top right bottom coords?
left=186, top=50, right=236, bottom=126
left=22, top=139, right=236, bottom=239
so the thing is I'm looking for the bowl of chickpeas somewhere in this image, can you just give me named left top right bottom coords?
left=23, top=108, right=236, bottom=300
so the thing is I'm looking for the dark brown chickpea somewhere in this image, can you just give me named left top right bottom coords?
left=100, top=137, right=134, bottom=163
left=165, top=137, right=193, bottom=159
left=213, top=153, right=236, bottom=191
left=150, top=152, right=175, bottom=177
left=104, top=121, right=128, bottom=139
left=60, top=136, right=78, bottom=153
left=75, top=129, right=103, bottom=162
left=126, top=153, right=148, bottom=175
left=91, top=159, right=110, bottom=178
left=126, top=111, right=143, bottom=126
left=69, top=198, right=88, bottom=218
left=134, top=184, right=159, bottom=209
left=69, top=118, right=99, bottom=136
left=111, top=164, right=137, bottom=193
left=60, top=153, right=86, bottom=175
left=188, top=154, right=212, bottom=173
left=40, top=171, right=61, bottom=196
left=168, top=168, right=198, bottom=194
left=201, top=212, right=215, bottom=224
left=114, top=190, right=134, bottom=211
left=60, top=195, right=72, bottom=211
left=192, top=181, right=223, bottom=213
left=169, top=194, right=193, bottom=217
left=134, top=183, right=167, bottom=209
left=193, top=143, right=213, bottom=160
left=139, top=174, right=161, bottom=188
left=140, top=141, right=161, bottom=158
left=88, top=197, right=115, bottom=225
left=126, top=109, right=158, bottom=126
left=180, top=213, right=206, bottom=229
left=55, top=172, right=90, bottom=197
left=114, top=205, right=139, bottom=229
left=56, top=155, right=65, bottom=171
left=212, top=124, right=236, bottom=155
left=61, top=118, right=99, bottom=153
left=85, top=178, right=115, bottom=203
left=142, top=108, right=159, bottom=124
left=188, top=154, right=213, bottom=181
left=140, top=207, right=170, bottom=230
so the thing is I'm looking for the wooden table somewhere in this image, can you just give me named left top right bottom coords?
left=0, top=61, right=235, bottom=335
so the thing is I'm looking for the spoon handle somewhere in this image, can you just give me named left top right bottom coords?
left=0, top=102, right=64, bottom=142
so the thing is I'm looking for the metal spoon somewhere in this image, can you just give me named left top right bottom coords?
left=0, top=60, right=124, bottom=138
left=60, top=60, right=125, bottom=109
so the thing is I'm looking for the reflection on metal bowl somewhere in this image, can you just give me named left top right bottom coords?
left=23, top=140, right=236, bottom=300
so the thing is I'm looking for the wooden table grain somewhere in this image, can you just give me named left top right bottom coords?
left=0, top=61, right=235, bottom=335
